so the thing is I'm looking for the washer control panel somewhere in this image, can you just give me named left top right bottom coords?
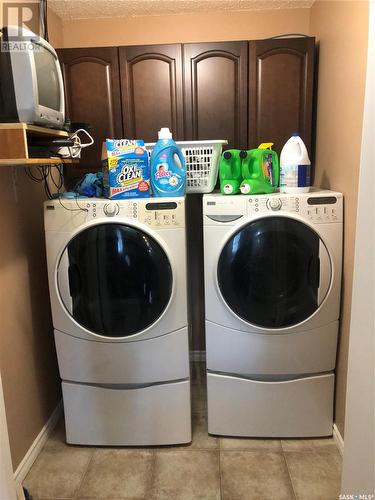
left=267, top=198, right=282, bottom=211
left=203, top=192, right=343, bottom=224
left=75, top=199, right=185, bottom=228
left=138, top=200, right=185, bottom=228
left=103, top=202, right=119, bottom=217
left=247, top=194, right=343, bottom=222
left=45, top=198, right=185, bottom=230
left=82, top=200, right=138, bottom=220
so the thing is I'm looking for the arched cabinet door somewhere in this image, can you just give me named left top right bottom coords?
left=248, top=37, right=315, bottom=156
left=183, top=42, right=248, bottom=149
left=119, top=45, right=184, bottom=142
left=57, top=47, right=123, bottom=181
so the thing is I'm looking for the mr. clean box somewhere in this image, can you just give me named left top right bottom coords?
left=102, top=139, right=151, bottom=199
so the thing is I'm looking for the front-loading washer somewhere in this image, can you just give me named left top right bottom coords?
left=44, top=197, right=191, bottom=445
left=203, top=189, right=343, bottom=437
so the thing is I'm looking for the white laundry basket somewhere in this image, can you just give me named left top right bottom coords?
left=145, top=140, right=227, bottom=193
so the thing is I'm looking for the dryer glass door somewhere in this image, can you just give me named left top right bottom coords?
left=218, top=217, right=331, bottom=329
left=57, top=223, right=172, bottom=337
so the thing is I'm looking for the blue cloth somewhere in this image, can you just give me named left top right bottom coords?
left=74, top=172, right=103, bottom=198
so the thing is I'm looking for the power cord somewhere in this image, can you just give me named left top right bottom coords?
left=40, top=0, right=49, bottom=42
left=24, top=165, right=88, bottom=212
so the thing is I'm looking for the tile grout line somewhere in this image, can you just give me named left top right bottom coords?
left=73, top=448, right=95, bottom=499
left=218, top=432, right=224, bottom=500
left=282, top=449, right=298, bottom=500
left=146, top=448, right=157, bottom=500
left=218, top=448, right=224, bottom=500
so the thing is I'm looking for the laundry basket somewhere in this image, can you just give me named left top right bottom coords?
left=145, top=140, right=227, bottom=193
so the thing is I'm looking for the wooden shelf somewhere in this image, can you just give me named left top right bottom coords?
left=0, top=158, right=77, bottom=166
left=0, top=123, right=79, bottom=166
left=0, top=123, right=69, bottom=137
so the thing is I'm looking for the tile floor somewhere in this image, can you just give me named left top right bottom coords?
left=24, top=363, right=342, bottom=500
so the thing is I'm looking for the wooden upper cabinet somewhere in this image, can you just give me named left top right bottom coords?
left=119, top=45, right=184, bottom=142
left=57, top=47, right=123, bottom=177
left=183, top=42, right=248, bottom=149
left=248, top=37, right=315, bottom=156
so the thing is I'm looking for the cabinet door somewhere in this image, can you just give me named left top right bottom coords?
left=57, top=47, right=123, bottom=184
left=119, top=45, right=184, bottom=142
left=248, top=37, right=315, bottom=156
left=183, top=42, right=248, bottom=149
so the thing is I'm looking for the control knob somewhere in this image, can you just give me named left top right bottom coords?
left=268, top=198, right=282, bottom=211
left=104, top=203, right=118, bottom=217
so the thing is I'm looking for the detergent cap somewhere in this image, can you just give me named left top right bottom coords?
left=158, top=127, right=173, bottom=140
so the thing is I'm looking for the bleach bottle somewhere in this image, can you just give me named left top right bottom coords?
left=280, top=133, right=311, bottom=193
left=151, top=128, right=186, bottom=197
left=219, top=150, right=246, bottom=195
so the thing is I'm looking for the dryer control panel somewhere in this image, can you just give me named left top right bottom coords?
left=247, top=193, right=343, bottom=223
left=99, top=199, right=185, bottom=228
left=203, top=191, right=343, bottom=225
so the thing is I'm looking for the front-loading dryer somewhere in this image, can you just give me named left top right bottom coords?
left=203, top=190, right=343, bottom=437
left=45, top=197, right=191, bottom=445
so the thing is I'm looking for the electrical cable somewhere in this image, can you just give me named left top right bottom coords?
left=56, top=191, right=88, bottom=212
left=23, top=164, right=87, bottom=211
left=24, top=167, right=44, bottom=183
left=45, top=1, right=49, bottom=42
left=40, top=0, right=49, bottom=42
left=50, top=165, right=64, bottom=191
left=269, top=33, right=309, bottom=39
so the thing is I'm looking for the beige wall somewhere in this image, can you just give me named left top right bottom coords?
left=0, top=168, right=61, bottom=470
left=62, top=8, right=310, bottom=47
left=0, top=1, right=62, bottom=470
left=309, top=0, right=369, bottom=437
left=48, top=5, right=64, bottom=48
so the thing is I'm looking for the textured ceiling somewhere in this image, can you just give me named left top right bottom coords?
left=49, top=0, right=315, bottom=21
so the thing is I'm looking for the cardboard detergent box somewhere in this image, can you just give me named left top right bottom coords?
left=102, top=139, right=151, bottom=199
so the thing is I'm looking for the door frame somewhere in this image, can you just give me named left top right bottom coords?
left=0, top=373, right=19, bottom=500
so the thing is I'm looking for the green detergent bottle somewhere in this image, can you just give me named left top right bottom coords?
left=219, top=150, right=246, bottom=195
left=240, top=143, right=279, bottom=195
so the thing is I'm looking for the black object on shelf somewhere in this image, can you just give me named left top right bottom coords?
left=64, top=120, right=93, bottom=133
left=28, top=137, right=75, bottom=158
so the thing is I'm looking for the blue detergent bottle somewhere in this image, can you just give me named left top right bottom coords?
left=151, top=128, right=186, bottom=197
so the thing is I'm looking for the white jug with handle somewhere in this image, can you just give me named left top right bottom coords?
left=280, top=133, right=311, bottom=193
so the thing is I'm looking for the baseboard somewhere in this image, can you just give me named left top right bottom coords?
left=190, top=351, right=206, bottom=362
left=333, top=423, right=344, bottom=456
left=14, top=400, right=63, bottom=485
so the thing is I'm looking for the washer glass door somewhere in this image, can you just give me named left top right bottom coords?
left=57, top=223, right=172, bottom=337
left=218, top=216, right=331, bottom=328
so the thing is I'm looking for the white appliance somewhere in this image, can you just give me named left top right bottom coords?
left=44, top=197, right=191, bottom=445
left=203, top=190, right=343, bottom=437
